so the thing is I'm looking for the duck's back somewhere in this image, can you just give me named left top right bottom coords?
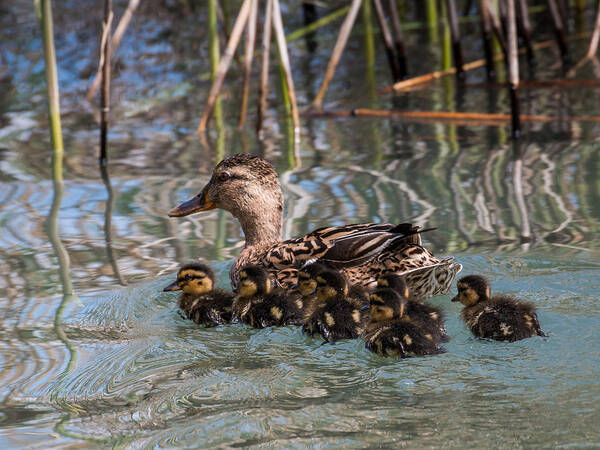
left=462, top=296, right=544, bottom=342
left=231, top=222, right=462, bottom=299
left=364, top=320, right=445, bottom=357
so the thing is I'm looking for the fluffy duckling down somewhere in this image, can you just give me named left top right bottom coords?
left=302, top=269, right=368, bottom=342
left=451, top=275, right=545, bottom=342
left=233, top=265, right=304, bottom=329
left=163, top=263, right=234, bottom=327
left=296, top=262, right=329, bottom=317
left=363, top=288, right=445, bottom=357
left=377, top=273, right=448, bottom=342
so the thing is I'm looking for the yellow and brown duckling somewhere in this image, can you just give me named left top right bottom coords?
left=302, top=269, right=368, bottom=342
left=377, top=273, right=448, bottom=342
left=163, top=263, right=234, bottom=327
left=451, top=275, right=545, bottom=342
left=168, top=153, right=462, bottom=298
left=296, top=262, right=329, bottom=322
left=363, top=289, right=445, bottom=357
left=233, top=265, right=304, bottom=329
left=296, top=262, right=330, bottom=298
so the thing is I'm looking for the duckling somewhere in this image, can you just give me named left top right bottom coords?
left=363, top=289, right=445, bottom=357
left=377, top=273, right=448, bottom=342
left=163, top=263, right=234, bottom=327
left=233, top=265, right=304, bottom=329
left=451, top=275, right=545, bottom=342
left=297, top=262, right=330, bottom=297
left=168, top=153, right=462, bottom=298
left=302, top=269, right=368, bottom=342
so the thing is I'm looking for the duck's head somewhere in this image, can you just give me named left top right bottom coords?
left=315, top=269, right=348, bottom=302
left=237, top=265, right=271, bottom=298
left=451, top=275, right=491, bottom=306
left=163, top=263, right=215, bottom=295
left=377, top=273, right=409, bottom=299
left=168, top=154, right=283, bottom=245
left=367, top=288, right=407, bottom=322
left=296, top=262, right=329, bottom=296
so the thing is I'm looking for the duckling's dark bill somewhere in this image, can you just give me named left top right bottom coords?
left=168, top=187, right=215, bottom=217
left=163, top=280, right=181, bottom=292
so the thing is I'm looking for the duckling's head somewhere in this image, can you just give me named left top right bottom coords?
left=168, top=154, right=283, bottom=244
left=451, top=275, right=491, bottom=306
left=237, top=265, right=271, bottom=297
left=367, top=288, right=407, bottom=322
left=315, top=269, right=349, bottom=302
left=297, top=262, right=329, bottom=296
left=163, top=263, right=215, bottom=295
left=377, top=273, right=409, bottom=299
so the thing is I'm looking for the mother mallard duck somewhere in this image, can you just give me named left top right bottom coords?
left=168, top=154, right=461, bottom=298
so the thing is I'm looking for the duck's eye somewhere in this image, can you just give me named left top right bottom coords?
left=184, top=274, right=192, bottom=281
left=218, top=171, right=231, bottom=182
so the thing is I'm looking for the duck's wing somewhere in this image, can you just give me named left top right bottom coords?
left=264, top=223, right=433, bottom=269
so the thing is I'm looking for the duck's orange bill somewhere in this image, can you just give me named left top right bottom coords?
left=168, top=186, right=216, bottom=217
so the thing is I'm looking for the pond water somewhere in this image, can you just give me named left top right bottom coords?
left=1, top=1, right=599, bottom=447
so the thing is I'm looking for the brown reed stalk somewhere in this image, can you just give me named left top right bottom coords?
left=87, top=0, right=139, bottom=102
left=216, top=1, right=242, bottom=69
left=477, top=0, right=495, bottom=78
left=445, top=0, right=464, bottom=77
left=257, top=0, right=273, bottom=133
left=381, top=29, right=593, bottom=94
left=507, top=0, right=520, bottom=139
left=198, top=0, right=251, bottom=133
left=302, top=108, right=600, bottom=125
left=272, top=0, right=300, bottom=132
left=588, top=0, right=600, bottom=58
left=388, top=0, right=408, bottom=79
left=548, top=0, right=569, bottom=59
left=516, top=0, right=534, bottom=62
left=312, top=0, right=362, bottom=110
left=238, top=0, right=258, bottom=128
left=100, top=0, right=113, bottom=164
left=372, top=0, right=401, bottom=81
left=485, top=0, right=507, bottom=56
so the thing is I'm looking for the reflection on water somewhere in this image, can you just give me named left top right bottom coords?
left=1, top=1, right=600, bottom=447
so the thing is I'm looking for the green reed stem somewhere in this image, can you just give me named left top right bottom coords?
left=425, top=0, right=439, bottom=43
left=209, top=0, right=225, bottom=162
left=286, top=6, right=350, bottom=41
left=35, top=0, right=64, bottom=155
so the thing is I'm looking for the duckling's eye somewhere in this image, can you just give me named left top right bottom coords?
left=184, top=274, right=192, bottom=281
left=218, top=171, right=231, bottom=182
